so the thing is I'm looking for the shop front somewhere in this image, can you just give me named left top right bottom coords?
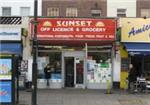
left=0, top=17, right=22, bottom=104
left=121, top=18, right=150, bottom=87
left=31, top=18, right=116, bottom=89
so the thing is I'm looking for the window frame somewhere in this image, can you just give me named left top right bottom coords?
left=47, top=7, right=59, bottom=17
left=20, top=7, right=30, bottom=16
left=91, top=9, right=101, bottom=17
left=66, top=7, right=78, bottom=17
left=117, top=8, right=126, bottom=17
left=140, top=9, right=150, bottom=18
left=2, top=7, right=11, bottom=16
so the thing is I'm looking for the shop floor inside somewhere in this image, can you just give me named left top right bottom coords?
left=18, top=89, right=150, bottom=105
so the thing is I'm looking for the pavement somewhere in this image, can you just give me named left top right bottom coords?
left=18, top=89, right=150, bottom=105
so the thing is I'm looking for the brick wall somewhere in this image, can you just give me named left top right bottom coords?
left=42, top=0, right=107, bottom=17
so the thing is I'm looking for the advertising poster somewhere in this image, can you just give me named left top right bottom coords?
left=87, top=60, right=112, bottom=83
left=20, top=60, right=28, bottom=72
left=0, top=81, right=12, bottom=103
left=0, top=59, right=12, bottom=80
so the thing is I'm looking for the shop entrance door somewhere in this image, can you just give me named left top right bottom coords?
left=63, top=51, right=85, bottom=88
left=65, top=57, right=74, bottom=87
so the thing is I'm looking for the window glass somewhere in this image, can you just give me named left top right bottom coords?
left=141, top=9, right=150, bottom=18
left=2, top=7, right=11, bottom=16
left=117, top=8, right=126, bottom=17
left=47, top=7, right=59, bottom=17
left=91, top=9, right=101, bottom=17
left=20, top=7, right=30, bottom=16
left=66, top=8, right=78, bottom=17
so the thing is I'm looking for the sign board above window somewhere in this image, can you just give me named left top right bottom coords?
left=30, top=18, right=116, bottom=42
left=0, top=27, right=21, bottom=41
left=121, top=18, right=150, bottom=43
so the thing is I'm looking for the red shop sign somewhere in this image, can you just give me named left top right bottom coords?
left=31, top=18, right=116, bottom=41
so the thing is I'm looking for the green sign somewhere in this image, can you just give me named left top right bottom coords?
left=100, top=63, right=109, bottom=68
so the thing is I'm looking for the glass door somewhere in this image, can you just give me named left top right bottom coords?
left=65, top=57, right=74, bottom=87
left=75, top=57, right=84, bottom=87
left=62, top=51, right=85, bottom=88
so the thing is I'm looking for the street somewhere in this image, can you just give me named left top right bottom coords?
left=19, top=89, right=150, bottom=105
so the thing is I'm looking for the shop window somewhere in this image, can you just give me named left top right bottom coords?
left=144, top=56, right=150, bottom=77
left=141, top=9, right=150, bottom=18
left=66, top=8, right=78, bottom=17
left=87, top=52, right=112, bottom=84
left=2, top=7, right=11, bottom=16
left=117, top=8, right=126, bottom=17
left=47, top=7, right=59, bottom=17
left=37, top=52, right=61, bottom=79
left=48, top=52, right=61, bottom=73
left=131, top=56, right=150, bottom=80
left=88, top=52, right=111, bottom=63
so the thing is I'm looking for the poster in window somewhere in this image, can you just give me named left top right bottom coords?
left=0, top=59, right=12, bottom=80
left=121, top=58, right=130, bottom=71
left=20, top=60, right=28, bottom=72
left=0, top=81, right=12, bottom=103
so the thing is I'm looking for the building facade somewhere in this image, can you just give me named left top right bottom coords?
left=42, top=0, right=107, bottom=17
left=107, top=0, right=136, bottom=17
left=1, top=0, right=150, bottom=90
left=38, top=0, right=116, bottom=90
left=0, top=0, right=42, bottom=16
left=120, top=18, right=150, bottom=89
left=107, top=0, right=138, bottom=88
left=137, top=0, right=150, bottom=18
left=31, top=18, right=116, bottom=89
left=107, top=0, right=136, bottom=18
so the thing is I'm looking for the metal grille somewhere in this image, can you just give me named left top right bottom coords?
left=0, top=17, right=22, bottom=25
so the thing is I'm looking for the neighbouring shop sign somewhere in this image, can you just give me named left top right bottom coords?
left=0, top=81, right=12, bottom=103
left=31, top=18, right=116, bottom=41
left=121, top=18, right=150, bottom=42
left=0, top=27, right=21, bottom=41
left=0, top=59, right=12, bottom=80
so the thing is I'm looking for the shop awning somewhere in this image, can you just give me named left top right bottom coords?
left=0, top=43, right=22, bottom=55
left=124, top=43, right=150, bottom=55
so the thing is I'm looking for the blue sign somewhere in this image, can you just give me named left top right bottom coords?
left=0, top=81, right=12, bottom=103
left=0, top=32, right=19, bottom=36
left=51, top=73, right=61, bottom=79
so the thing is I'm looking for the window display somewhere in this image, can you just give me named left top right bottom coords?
left=0, top=59, right=12, bottom=80
left=37, top=57, right=49, bottom=79
left=48, top=52, right=61, bottom=75
left=87, top=52, right=112, bottom=84
left=87, top=60, right=111, bottom=83
left=37, top=52, right=62, bottom=79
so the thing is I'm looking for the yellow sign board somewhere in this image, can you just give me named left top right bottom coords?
left=121, top=18, right=150, bottom=42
